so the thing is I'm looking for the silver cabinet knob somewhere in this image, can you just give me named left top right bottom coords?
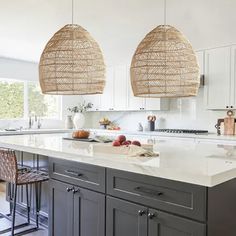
left=72, top=188, right=80, bottom=194
left=148, top=212, right=156, bottom=219
left=138, top=210, right=146, bottom=216
left=66, top=187, right=73, bottom=192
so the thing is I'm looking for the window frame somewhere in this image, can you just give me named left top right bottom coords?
left=0, top=78, right=62, bottom=120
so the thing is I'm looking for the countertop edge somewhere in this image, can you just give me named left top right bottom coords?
left=0, top=140, right=229, bottom=188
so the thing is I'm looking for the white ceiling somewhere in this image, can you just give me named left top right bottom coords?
left=0, top=0, right=236, bottom=65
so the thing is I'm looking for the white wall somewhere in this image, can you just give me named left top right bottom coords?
left=84, top=88, right=227, bottom=133
left=0, top=57, right=38, bottom=81
left=0, top=0, right=236, bottom=64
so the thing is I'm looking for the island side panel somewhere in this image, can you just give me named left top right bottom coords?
left=207, top=177, right=236, bottom=236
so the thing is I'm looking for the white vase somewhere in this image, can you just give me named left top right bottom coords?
left=73, top=113, right=85, bottom=129
left=65, top=115, right=73, bottom=129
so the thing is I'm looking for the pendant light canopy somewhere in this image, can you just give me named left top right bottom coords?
left=130, top=1, right=200, bottom=98
left=39, top=24, right=105, bottom=95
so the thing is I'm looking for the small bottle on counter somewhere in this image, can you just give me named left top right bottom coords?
left=137, top=123, right=143, bottom=132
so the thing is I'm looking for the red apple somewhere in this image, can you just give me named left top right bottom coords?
left=126, top=140, right=132, bottom=145
left=132, top=140, right=141, bottom=146
left=116, top=135, right=126, bottom=143
left=112, top=140, right=121, bottom=147
left=122, top=141, right=131, bottom=146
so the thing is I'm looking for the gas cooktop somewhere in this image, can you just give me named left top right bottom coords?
left=154, top=129, right=208, bottom=134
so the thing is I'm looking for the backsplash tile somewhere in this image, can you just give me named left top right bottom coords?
left=85, top=89, right=228, bottom=133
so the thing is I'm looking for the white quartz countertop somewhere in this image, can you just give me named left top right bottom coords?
left=0, top=133, right=236, bottom=187
left=88, top=128, right=236, bottom=143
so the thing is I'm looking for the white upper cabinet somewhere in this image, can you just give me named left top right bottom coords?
left=231, top=46, right=236, bottom=108
left=83, top=94, right=101, bottom=111
left=100, top=67, right=114, bottom=111
left=127, top=73, right=145, bottom=111
left=127, top=66, right=169, bottom=110
left=83, top=64, right=169, bottom=112
left=113, top=65, right=128, bottom=110
left=196, top=51, right=204, bottom=75
left=205, top=47, right=231, bottom=110
left=145, top=98, right=169, bottom=111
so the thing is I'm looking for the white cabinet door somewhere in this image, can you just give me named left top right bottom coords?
left=205, top=47, right=231, bottom=110
left=145, top=98, right=169, bottom=111
left=196, top=51, right=204, bottom=75
left=127, top=67, right=145, bottom=111
left=127, top=83, right=145, bottom=111
left=100, top=67, right=114, bottom=111
left=83, top=94, right=101, bottom=111
left=231, top=46, right=236, bottom=109
left=113, top=65, right=127, bottom=110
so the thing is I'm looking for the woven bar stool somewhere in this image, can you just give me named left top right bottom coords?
left=0, top=149, right=49, bottom=236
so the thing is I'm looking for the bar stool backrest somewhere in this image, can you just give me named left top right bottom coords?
left=0, top=149, right=17, bottom=183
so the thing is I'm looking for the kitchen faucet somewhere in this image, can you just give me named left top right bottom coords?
left=28, top=116, right=33, bottom=129
left=37, top=117, right=42, bottom=129
left=28, top=115, right=42, bottom=129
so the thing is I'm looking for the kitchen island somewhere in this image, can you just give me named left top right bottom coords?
left=0, top=133, right=236, bottom=236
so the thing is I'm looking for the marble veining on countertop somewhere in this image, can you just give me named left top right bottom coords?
left=0, top=133, right=236, bottom=187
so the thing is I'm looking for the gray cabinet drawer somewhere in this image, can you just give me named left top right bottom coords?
left=107, top=169, right=207, bottom=221
left=49, top=158, right=105, bottom=193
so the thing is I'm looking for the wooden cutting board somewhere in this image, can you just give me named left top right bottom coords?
left=224, top=116, right=235, bottom=135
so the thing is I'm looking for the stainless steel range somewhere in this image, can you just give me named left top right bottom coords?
left=155, top=129, right=208, bottom=134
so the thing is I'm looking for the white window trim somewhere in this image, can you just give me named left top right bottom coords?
left=24, top=81, right=29, bottom=119
left=0, top=78, right=62, bottom=120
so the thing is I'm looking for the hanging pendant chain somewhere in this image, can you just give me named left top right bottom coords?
left=164, top=0, right=167, bottom=25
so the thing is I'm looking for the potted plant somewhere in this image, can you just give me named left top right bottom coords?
left=68, top=101, right=93, bottom=129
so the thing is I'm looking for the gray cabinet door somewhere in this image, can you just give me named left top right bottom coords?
left=148, top=209, right=206, bottom=236
left=106, top=196, right=147, bottom=236
left=49, top=180, right=73, bottom=236
left=73, top=187, right=105, bottom=236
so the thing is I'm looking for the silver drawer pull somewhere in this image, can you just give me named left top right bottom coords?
left=65, top=169, right=84, bottom=177
left=134, top=186, right=163, bottom=197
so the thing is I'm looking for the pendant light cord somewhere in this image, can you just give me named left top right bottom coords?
left=164, top=0, right=167, bottom=25
left=164, top=0, right=167, bottom=93
left=72, top=0, right=74, bottom=92
left=72, top=0, right=74, bottom=24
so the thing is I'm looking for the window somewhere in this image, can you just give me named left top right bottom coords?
left=0, top=79, right=61, bottom=119
left=27, top=82, right=60, bottom=118
left=0, top=79, right=24, bottom=119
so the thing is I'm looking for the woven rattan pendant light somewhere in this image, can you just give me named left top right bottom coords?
left=130, top=0, right=200, bottom=98
left=39, top=0, right=105, bottom=95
